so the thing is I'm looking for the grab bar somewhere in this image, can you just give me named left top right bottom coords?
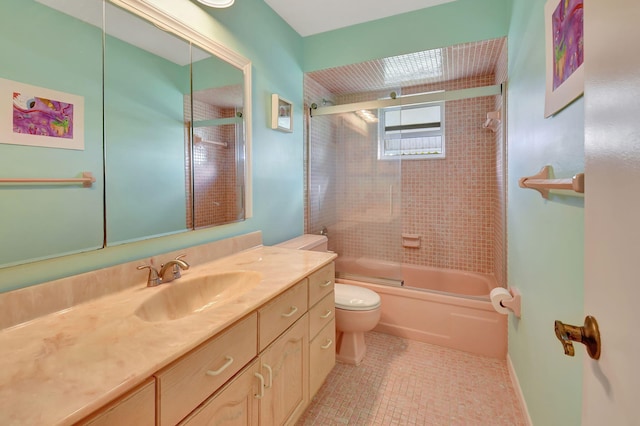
left=519, top=166, right=584, bottom=199
left=0, top=171, right=96, bottom=188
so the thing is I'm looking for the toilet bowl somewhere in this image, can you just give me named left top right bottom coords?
left=275, top=234, right=382, bottom=366
left=334, top=283, right=381, bottom=365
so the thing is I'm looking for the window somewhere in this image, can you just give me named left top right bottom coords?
left=378, top=102, right=445, bottom=160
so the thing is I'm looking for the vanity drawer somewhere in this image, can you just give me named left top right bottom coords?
left=80, top=378, right=155, bottom=426
left=156, top=313, right=258, bottom=426
left=309, top=291, right=334, bottom=339
left=308, top=263, right=334, bottom=307
left=309, top=319, right=336, bottom=398
left=259, top=279, right=308, bottom=351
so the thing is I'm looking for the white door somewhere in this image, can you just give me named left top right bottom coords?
left=583, top=0, right=640, bottom=424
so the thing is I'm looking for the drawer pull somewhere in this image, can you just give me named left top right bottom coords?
left=263, top=364, right=273, bottom=388
left=321, top=339, right=333, bottom=350
left=320, top=280, right=332, bottom=288
left=320, top=310, right=333, bottom=319
left=206, top=356, right=234, bottom=376
left=254, top=373, right=265, bottom=399
left=281, top=306, right=298, bottom=318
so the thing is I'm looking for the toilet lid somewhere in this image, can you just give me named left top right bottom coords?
left=334, top=283, right=381, bottom=310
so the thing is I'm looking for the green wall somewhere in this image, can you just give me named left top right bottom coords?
left=104, top=35, right=189, bottom=244
left=507, top=0, right=584, bottom=424
left=303, top=0, right=512, bottom=72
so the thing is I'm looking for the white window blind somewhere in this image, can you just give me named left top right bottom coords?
left=378, top=102, right=444, bottom=160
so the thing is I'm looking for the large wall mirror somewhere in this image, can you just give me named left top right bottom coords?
left=0, top=0, right=252, bottom=267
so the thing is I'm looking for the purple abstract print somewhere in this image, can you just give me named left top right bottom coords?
left=12, top=92, right=74, bottom=139
left=552, top=0, right=584, bottom=90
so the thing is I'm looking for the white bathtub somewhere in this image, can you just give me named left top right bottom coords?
left=335, top=257, right=507, bottom=358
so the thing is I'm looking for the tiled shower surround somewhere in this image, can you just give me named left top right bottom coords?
left=184, top=98, right=240, bottom=228
left=304, top=39, right=507, bottom=284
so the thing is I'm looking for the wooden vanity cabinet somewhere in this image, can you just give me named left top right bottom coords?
left=77, top=262, right=335, bottom=426
left=307, top=264, right=336, bottom=399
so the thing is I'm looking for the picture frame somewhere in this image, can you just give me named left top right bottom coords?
left=0, top=78, right=85, bottom=150
left=271, top=93, right=293, bottom=132
left=544, top=0, right=584, bottom=117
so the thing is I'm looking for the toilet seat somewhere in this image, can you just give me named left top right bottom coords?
left=334, top=283, right=381, bottom=311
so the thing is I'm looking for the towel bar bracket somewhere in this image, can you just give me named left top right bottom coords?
left=519, top=166, right=584, bottom=199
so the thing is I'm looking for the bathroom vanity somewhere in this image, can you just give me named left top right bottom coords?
left=0, top=232, right=336, bottom=425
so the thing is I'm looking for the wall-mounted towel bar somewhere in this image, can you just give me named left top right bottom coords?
left=0, top=172, right=96, bottom=188
left=194, top=135, right=228, bottom=148
left=519, top=166, right=584, bottom=199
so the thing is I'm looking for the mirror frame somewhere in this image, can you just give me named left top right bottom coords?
left=109, top=0, right=253, bottom=219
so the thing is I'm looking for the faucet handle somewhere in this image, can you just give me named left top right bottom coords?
left=137, top=265, right=160, bottom=287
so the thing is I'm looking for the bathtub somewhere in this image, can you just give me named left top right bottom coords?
left=335, top=257, right=507, bottom=358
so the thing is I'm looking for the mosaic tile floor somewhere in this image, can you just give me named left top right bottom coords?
left=297, top=331, right=527, bottom=426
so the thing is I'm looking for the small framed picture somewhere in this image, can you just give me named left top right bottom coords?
left=271, top=94, right=293, bottom=132
left=544, top=0, right=584, bottom=117
left=0, top=78, right=85, bottom=150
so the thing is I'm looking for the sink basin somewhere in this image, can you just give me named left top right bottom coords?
left=135, top=271, right=262, bottom=322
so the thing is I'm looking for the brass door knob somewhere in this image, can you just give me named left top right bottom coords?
left=554, top=315, right=601, bottom=360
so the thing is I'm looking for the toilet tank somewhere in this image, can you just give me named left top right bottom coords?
left=275, top=234, right=328, bottom=252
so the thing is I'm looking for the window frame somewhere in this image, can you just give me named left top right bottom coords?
left=377, top=101, right=445, bottom=161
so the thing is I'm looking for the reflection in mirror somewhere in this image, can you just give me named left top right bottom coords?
left=0, top=0, right=104, bottom=268
left=0, top=0, right=252, bottom=268
left=189, top=57, right=245, bottom=228
left=104, top=3, right=193, bottom=244
left=105, top=1, right=248, bottom=244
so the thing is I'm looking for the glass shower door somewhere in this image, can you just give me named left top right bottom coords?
left=309, top=110, right=403, bottom=284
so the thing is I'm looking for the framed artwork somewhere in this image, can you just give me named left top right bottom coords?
left=0, top=78, right=84, bottom=150
left=544, top=0, right=584, bottom=117
left=271, top=93, right=293, bottom=132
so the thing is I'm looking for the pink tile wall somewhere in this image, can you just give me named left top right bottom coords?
left=305, top=74, right=505, bottom=278
left=184, top=98, right=239, bottom=228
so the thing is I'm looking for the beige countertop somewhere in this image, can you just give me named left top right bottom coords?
left=0, top=245, right=335, bottom=425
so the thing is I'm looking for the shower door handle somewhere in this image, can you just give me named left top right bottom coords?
left=389, top=185, right=393, bottom=216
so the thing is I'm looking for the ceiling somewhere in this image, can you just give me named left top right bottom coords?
left=306, top=38, right=505, bottom=96
left=264, top=0, right=456, bottom=37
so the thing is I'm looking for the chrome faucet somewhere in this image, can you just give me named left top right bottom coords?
left=137, top=254, right=190, bottom=287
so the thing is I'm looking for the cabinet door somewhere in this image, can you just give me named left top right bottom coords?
left=309, top=319, right=336, bottom=398
left=180, top=360, right=261, bottom=426
left=260, top=314, right=309, bottom=426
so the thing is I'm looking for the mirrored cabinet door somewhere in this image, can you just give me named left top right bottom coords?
left=190, top=51, right=246, bottom=229
left=104, top=3, right=192, bottom=245
left=0, top=0, right=104, bottom=267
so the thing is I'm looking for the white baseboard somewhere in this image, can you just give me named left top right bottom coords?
left=507, top=354, right=533, bottom=426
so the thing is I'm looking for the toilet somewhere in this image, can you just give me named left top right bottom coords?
left=276, top=234, right=382, bottom=365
